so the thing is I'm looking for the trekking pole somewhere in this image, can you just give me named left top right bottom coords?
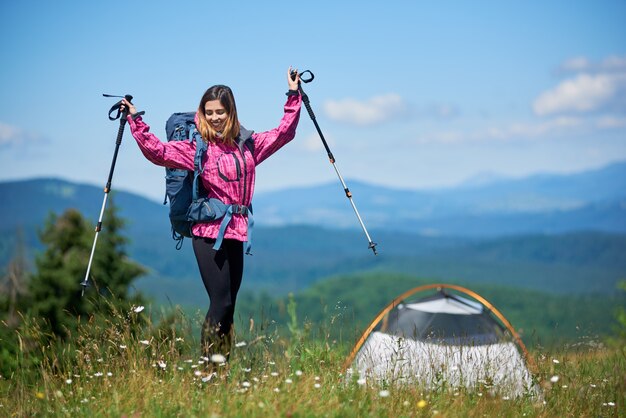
left=294, top=71, right=378, bottom=255
left=80, top=94, right=134, bottom=296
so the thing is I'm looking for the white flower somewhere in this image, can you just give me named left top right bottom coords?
left=235, top=341, right=247, bottom=348
left=552, top=359, right=560, bottom=364
left=274, top=388, right=280, bottom=393
left=357, top=378, right=366, bottom=385
left=184, top=359, right=193, bottom=363
left=65, top=379, right=72, bottom=384
left=94, top=372, right=103, bottom=377
left=379, top=390, right=390, bottom=397
left=314, top=383, right=321, bottom=389
left=314, top=376, right=320, bottom=381
left=201, top=373, right=216, bottom=383
left=270, top=372, right=279, bottom=377
left=608, top=402, right=615, bottom=406
left=158, top=361, right=166, bottom=369
left=133, top=306, right=145, bottom=313
left=285, top=379, right=293, bottom=384
left=175, top=337, right=184, bottom=342
left=139, top=340, right=150, bottom=345
left=241, top=381, right=251, bottom=388
left=244, top=368, right=251, bottom=373
left=119, top=345, right=127, bottom=349
left=210, top=354, right=227, bottom=364
left=550, top=375, right=560, bottom=383
left=194, top=371, right=201, bottom=377
left=107, top=372, right=112, bottom=377
left=295, top=370, right=303, bottom=376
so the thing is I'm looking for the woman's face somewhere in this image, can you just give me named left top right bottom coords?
left=204, top=100, right=228, bottom=133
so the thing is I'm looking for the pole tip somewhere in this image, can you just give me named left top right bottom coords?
left=369, top=242, right=378, bottom=256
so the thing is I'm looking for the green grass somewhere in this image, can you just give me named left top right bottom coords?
left=1, top=305, right=624, bottom=417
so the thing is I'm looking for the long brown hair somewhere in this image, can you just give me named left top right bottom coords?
left=196, top=85, right=240, bottom=145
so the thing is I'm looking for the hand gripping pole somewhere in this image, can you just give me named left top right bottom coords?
left=296, top=72, right=378, bottom=255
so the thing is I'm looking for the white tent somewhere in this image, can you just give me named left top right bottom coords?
left=345, top=284, right=539, bottom=398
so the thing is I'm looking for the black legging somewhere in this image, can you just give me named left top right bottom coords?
left=192, top=236, right=244, bottom=359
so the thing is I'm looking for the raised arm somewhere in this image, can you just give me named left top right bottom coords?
left=252, top=68, right=303, bottom=164
left=122, top=98, right=195, bottom=171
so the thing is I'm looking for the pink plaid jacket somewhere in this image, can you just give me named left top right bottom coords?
left=128, top=93, right=302, bottom=242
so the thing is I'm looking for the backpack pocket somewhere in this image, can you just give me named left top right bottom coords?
left=187, top=198, right=228, bottom=223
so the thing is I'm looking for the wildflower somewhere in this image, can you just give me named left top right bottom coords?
left=314, top=383, right=321, bottom=389
left=119, top=345, right=127, bottom=349
left=590, top=384, right=597, bottom=388
left=178, top=367, right=183, bottom=371
left=235, top=341, right=247, bottom=348
left=202, top=373, right=216, bottom=383
left=295, top=370, right=303, bottom=376
left=417, top=399, right=427, bottom=408
left=403, top=401, right=410, bottom=406
left=271, top=372, right=279, bottom=377
left=133, top=306, right=145, bottom=313
left=194, top=371, right=202, bottom=377
left=608, top=402, right=615, bottom=406
left=269, top=361, right=276, bottom=365
left=253, top=377, right=260, bottom=383
left=379, top=390, right=390, bottom=398
left=54, top=390, right=63, bottom=399
left=550, top=375, right=559, bottom=383
left=158, top=361, right=166, bottom=369
left=244, top=368, right=251, bottom=373
left=274, top=388, right=280, bottom=393
left=139, top=340, right=150, bottom=345
left=242, top=381, right=251, bottom=388
left=552, top=359, right=560, bottom=364
left=65, top=379, right=72, bottom=384
left=107, top=372, right=113, bottom=377
left=285, top=379, right=293, bottom=384
left=175, top=337, right=184, bottom=342
left=36, top=392, right=45, bottom=400
left=94, top=372, right=103, bottom=377
left=184, top=359, right=194, bottom=363
left=315, top=376, right=320, bottom=381
left=357, top=378, right=366, bottom=386
left=211, top=354, right=226, bottom=364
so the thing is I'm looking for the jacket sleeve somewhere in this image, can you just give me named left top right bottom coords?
left=252, top=93, right=302, bottom=165
left=127, top=115, right=195, bottom=171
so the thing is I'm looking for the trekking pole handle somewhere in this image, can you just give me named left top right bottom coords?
left=104, top=93, right=134, bottom=121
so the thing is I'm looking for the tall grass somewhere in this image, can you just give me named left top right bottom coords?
left=1, top=302, right=624, bottom=417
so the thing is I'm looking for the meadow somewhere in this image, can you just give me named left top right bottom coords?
left=2, top=302, right=624, bottom=417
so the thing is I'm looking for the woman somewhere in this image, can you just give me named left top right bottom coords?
left=121, top=68, right=302, bottom=361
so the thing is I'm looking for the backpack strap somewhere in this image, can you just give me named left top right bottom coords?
left=191, top=127, right=207, bottom=201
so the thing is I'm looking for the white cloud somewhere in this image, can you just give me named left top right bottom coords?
left=538, top=55, right=626, bottom=116
left=413, top=116, right=613, bottom=144
left=533, top=72, right=626, bottom=116
left=559, top=55, right=626, bottom=74
left=323, top=94, right=407, bottom=126
left=0, top=122, right=44, bottom=147
left=0, top=122, right=23, bottom=146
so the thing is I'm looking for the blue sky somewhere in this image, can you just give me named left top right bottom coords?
left=1, top=1, right=625, bottom=202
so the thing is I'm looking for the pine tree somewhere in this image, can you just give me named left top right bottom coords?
left=27, top=197, right=146, bottom=338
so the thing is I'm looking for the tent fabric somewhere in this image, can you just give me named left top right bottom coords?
left=351, top=331, right=537, bottom=397
left=347, top=289, right=538, bottom=397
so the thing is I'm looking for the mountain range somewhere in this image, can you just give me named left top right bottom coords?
left=1, top=161, right=625, bottom=304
